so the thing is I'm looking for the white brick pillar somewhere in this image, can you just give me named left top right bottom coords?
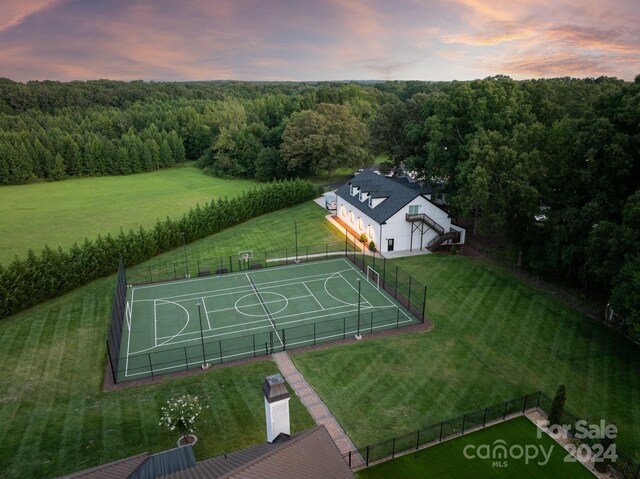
left=263, top=373, right=291, bottom=443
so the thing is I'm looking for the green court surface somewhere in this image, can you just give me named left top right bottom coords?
left=119, top=258, right=419, bottom=382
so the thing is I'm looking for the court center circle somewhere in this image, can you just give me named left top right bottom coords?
left=235, top=292, right=289, bottom=317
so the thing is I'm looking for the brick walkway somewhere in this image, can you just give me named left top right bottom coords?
left=272, top=351, right=358, bottom=457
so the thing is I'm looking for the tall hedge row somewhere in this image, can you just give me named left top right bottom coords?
left=0, top=179, right=321, bottom=319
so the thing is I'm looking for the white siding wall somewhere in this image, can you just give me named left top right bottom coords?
left=336, top=196, right=381, bottom=247
left=335, top=195, right=464, bottom=253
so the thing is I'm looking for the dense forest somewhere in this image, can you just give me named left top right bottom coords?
left=1, top=77, right=638, bottom=340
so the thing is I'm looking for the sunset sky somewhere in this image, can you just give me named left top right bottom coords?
left=1, top=0, right=638, bottom=82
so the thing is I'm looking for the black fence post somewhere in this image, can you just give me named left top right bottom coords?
left=265, top=342, right=269, bottom=355
left=392, top=437, right=396, bottom=458
left=184, top=348, right=188, bottom=368
left=313, top=323, right=316, bottom=345
left=282, top=329, right=286, bottom=351
left=483, top=408, right=488, bottom=427
left=416, top=430, right=420, bottom=450
left=219, top=343, right=223, bottom=364
left=148, top=266, right=153, bottom=283
left=148, top=354, right=154, bottom=377
left=422, top=285, right=427, bottom=323
left=523, top=395, right=528, bottom=413
left=503, top=401, right=508, bottom=419
left=394, top=266, right=399, bottom=298
left=536, top=391, right=541, bottom=409
left=439, top=422, right=443, bottom=441
left=173, top=264, right=177, bottom=280
left=253, top=335, right=256, bottom=357
left=106, top=340, right=117, bottom=383
left=408, top=276, right=413, bottom=308
left=382, top=257, right=387, bottom=286
left=270, top=331, right=273, bottom=353
left=396, top=307, right=400, bottom=328
left=462, top=414, right=466, bottom=434
left=343, top=317, right=346, bottom=339
left=348, top=450, right=352, bottom=468
left=366, top=446, right=370, bottom=467
left=344, top=228, right=348, bottom=255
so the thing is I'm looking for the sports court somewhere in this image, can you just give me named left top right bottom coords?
left=119, top=258, right=420, bottom=381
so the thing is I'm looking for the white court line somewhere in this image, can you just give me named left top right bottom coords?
left=245, top=273, right=283, bottom=347
left=155, top=302, right=397, bottom=344
left=125, top=288, right=135, bottom=378
left=337, top=272, right=373, bottom=308
left=201, top=297, right=212, bottom=330
left=132, top=258, right=348, bottom=291
left=139, top=269, right=340, bottom=304
left=341, top=259, right=399, bottom=309
left=153, top=299, right=157, bottom=347
left=303, top=282, right=325, bottom=310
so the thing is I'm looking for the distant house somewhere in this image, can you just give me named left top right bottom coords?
left=334, top=170, right=465, bottom=253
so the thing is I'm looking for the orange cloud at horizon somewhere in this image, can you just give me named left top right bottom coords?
left=0, top=0, right=637, bottom=82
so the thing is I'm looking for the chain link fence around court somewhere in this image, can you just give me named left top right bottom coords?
left=343, top=391, right=639, bottom=478
left=107, top=238, right=428, bottom=383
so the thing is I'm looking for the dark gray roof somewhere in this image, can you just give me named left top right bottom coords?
left=130, top=446, right=196, bottom=479
left=335, top=170, right=433, bottom=224
left=62, top=453, right=149, bottom=479
left=159, top=426, right=353, bottom=479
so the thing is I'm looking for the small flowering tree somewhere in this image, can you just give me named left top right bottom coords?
left=159, top=394, right=205, bottom=445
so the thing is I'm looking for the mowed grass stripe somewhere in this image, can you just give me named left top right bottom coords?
left=1, top=201, right=331, bottom=478
left=292, top=255, right=640, bottom=457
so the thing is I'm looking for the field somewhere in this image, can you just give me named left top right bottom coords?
left=0, top=201, right=341, bottom=479
left=293, top=254, right=640, bottom=456
left=0, top=164, right=257, bottom=264
left=1, top=197, right=639, bottom=478
left=356, top=416, right=595, bottom=478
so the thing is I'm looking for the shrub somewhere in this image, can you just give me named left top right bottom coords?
left=450, top=245, right=458, bottom=255
left=159, top=394, right=206, bottom=444
left=548, top=384, right=566, bottom=427
left=359, top=233, right=368, bottom=243
left=368, top=241, right=376, bottom=252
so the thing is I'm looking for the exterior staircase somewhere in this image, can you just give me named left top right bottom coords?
left=405, top=213, right=460, bottom=251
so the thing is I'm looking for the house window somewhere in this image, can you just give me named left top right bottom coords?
left=367, top=224, right=374, bottom=240
left=341, top=205, right=346, bottom=217
left=349, top=210, right=354, bottom=223
left=408, top=205, right=420, bottom=215
left=358, top=217, right=363, bottom=230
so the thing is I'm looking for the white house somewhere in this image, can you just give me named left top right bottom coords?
left=334, top=170, right=465, bottom=253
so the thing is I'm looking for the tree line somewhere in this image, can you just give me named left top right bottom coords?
left=0, top=83, right=377, bottom=184
left=0, top=179, right=321, bottom=318
left=372, top=76, right=640, bottom=341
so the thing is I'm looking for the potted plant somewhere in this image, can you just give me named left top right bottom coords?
left=159, top=394, right=206, bottom=447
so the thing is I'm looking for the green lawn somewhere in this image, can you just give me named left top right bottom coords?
left=357, top=417, right=594, bottom=479
left=0, top=200, right=341, bottom=479
left=0, top=164, right=258, bottom=265
left=292, top=254, right=640, bottom=459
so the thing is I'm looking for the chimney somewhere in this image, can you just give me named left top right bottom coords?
left=263, top=373, right=291, bottom=443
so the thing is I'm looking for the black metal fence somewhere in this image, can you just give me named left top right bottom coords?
left=536, top=392, right=640, bottom=479
left=106, top=258, right=127, bottom=383
left=126, top=241, right=350, bottom=285
left=344, top=391, right=543, bottom=468
left=121, top=307, right=415, bottom=381
left=112, top=240, right=428, bottom=383
left=343, top=391, right=639, bottom=478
